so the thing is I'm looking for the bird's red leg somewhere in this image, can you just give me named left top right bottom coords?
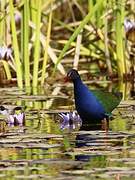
left=101, top=118, right=108, bottom=133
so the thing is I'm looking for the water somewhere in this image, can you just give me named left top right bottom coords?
left=0, top=83, right=134, bottom=180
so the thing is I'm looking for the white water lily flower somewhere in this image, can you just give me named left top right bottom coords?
left=14, top=113, right=25, bottom=124
left=0, top=105, right=25, bottom=126
left=6, top=113, right=25, bottom=126
left=59, top=112, right=82, bottom=130
left=124, top=19, right=135, bottom=32
left=0, top=46, right=13, bottom=60
left=8, top=115, right=15, bottom=124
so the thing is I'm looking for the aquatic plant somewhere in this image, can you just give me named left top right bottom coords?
left=0, top=0, right=134, bottom=90
left=0, top=105, right=25, bottom=126
left=59, top=112, right=82, bottom=130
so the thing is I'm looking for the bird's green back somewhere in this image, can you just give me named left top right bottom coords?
left=91, top=90, right=122, bottom=115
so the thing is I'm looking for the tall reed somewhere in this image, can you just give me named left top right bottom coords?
left=115, top=0, right=126, bottom=78
left=23, top=0, right=30, bottom=87
left=41, top=5, right=52, bottom=86
left=32, top=0, right=41, bottom=87
left=104, top=1, right=113, bottom=76
left=53, top=0, right=103, bottom=74
left=0, top=0, right=133, bottom=90
left=9, top=0, right=23, bottom=88
left=0, top=1, right=5, bottom=45
left=0, top=1, right=12, bottom=80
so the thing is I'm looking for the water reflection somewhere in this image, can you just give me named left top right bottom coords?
left=74, top=119, right=108, bottom=161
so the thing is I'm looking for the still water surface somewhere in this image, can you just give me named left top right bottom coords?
left=0, top=82, right=134, bottom=180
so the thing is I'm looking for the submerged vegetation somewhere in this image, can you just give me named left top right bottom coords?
left=0, top=0, right=135, bottom=90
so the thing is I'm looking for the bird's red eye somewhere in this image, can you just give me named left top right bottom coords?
left=64, top=76, right=70, bottom=83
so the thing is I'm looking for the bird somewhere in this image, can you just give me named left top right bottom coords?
left=66, top=69, right=122, bottom=124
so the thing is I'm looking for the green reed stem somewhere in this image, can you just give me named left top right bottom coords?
left=104, top=0, right=112, bottom=76
left=0, top=1, right=12, bottom=80
left=0, top=0, right=5, bottom=45
left=2, top=61, right=12, bottom=80
left=32, top=0, right=41, bottom=87
left=115, top=0, right=126, bottom=78
left=88, top=0, right=94, bottom=13
left=23, top=0, right=30, bottom=87
left=9, top=0, right=23, bottom=88
left=41, top=6, right=52, bottom=86
left=53, top=0, right=103, bottom=74
left=30, top=0, right=37, bottom=25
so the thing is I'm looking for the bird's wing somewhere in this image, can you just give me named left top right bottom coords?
left=91, top=90, right=122, bottom=114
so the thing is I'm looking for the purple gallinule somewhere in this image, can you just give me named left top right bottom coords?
left=67, top=69, right=122, bottom=124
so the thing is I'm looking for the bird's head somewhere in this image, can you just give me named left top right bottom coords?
left=66, top=69, right=80, bottom=82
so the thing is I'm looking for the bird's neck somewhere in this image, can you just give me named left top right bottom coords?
left=73, top=78, right=82, bottom=87
left=73, top=78, right=85, bottom=95
left=73, top=78, right=92, bottom=98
